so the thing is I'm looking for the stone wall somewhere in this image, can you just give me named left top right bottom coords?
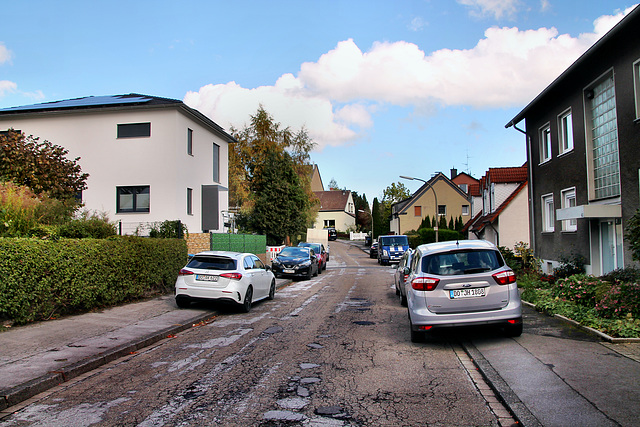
left=186, top=233, right=210, bottom=255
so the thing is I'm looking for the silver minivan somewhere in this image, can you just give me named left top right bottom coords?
left=404, top=240, right=522, bottom=342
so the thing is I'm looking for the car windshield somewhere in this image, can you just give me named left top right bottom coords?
left=187, top=256, right=236, bottom=270
left=421, top=249, right=503, bottom=276
left=279, top=247, right=310, bottom=257
left=380, top=236, right=408, bottom=246
left=299, top=243, right=321, bottom=252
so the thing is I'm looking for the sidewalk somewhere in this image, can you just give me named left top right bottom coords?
left=0, top=279, right=290, bottom=413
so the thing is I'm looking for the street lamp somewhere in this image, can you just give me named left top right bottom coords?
left=399, top=175, right=439, bottom=242
left=358, top=209, right=374, bottom=244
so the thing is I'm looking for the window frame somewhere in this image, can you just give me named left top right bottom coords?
left=187, top=187, right=193, bottom=216
left=212, top=142, right=220, bottom=183
left=117, top=122, right=151, bottom=139
left=558, top=109, right=574, bottom=155
left=116, top=186, right=150, bottom=213
left=437, top=205, right=446, bottom=216
left=414, top=206, right=422, bottom=217
left=461, top=205, right=470, bottom=216
left=187, top=128, right=193, bottom=156
left=539, top=123, right=552, bottom=163
left=541, top=193, right=555, bottom=233
left=561, top=187, right=577, bottom=232
left=634, top=58, right=640, bottom=121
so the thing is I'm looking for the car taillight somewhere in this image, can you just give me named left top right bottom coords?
left=411, top=277, right=439, bottom=291
left=403, top=273, right=410, bottom=282
left=493, top=270, right=516, bottom=285
left=179, top=269, right=194, bottom=276
left=220, top=272, right=242, bottom=280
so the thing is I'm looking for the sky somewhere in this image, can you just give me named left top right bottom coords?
left=1, top=0, right=637, bottom=204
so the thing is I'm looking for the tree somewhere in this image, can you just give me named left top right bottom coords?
left=237, top=150, right=309, bottom=245
left=626, top=209, right=640, bottom=260
left=229, top=106, right=318, bottom=237
left=328, top=178, right=340, bottom=191
left=372, top=197, right=388, bottom=238
left=0, top=129, right=88, bottom=201
left=352, top=191, right=370, bottom=231
left=379, top=182, right=411, bottom=234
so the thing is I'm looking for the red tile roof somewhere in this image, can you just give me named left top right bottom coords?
left=487, top=165, right=528, bottom=184
left=314, top=190, right=351, bottom=211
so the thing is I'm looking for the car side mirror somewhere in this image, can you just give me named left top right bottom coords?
left=265, top=265, right=271, bottom=271
left=403, top=267, right=411, bottom=275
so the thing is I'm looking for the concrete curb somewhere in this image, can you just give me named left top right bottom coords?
left=0, top=311, right=216, bottom=411
left=461, top=341, right=542, bottom=427
left=521, top=301, right=640, bottom=343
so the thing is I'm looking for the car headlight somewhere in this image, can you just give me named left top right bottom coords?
left=272, top=258, right=281, bottom=265
left=301, top=260, right=311, bottom=267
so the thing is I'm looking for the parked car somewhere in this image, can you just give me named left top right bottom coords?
left=369, top=241, right=378, bottom=258
left=405, top=240, right=522, bottom=342
left=298, top=242, right=328, bottom=271
left=378, top=234, right=409, bottom=265
left=326, top=227, right=337, bottom=241
left=271, top=246, right=319, bottom=280
left=175, top=251, right=275, bottom=313
left=394, top=249, right=413, bottom=306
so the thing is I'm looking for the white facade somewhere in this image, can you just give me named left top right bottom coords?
left=0, top=97, right=232, bottom=234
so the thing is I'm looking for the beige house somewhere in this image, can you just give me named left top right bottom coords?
left=312, top=190, right=356, bottom=232
left=463, top=165, right=530, bottom=249
left=391, top=172, right=471, bottom=235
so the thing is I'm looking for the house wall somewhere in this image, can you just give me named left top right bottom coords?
left=314, top=211, right=355, bottom=232
left=522, top=13, right=640, bottom=274
left=498, top=184, right=530, bottom=249
left=398, top=179, right=471, bottom=234
left=0, top=108, right=229, bottom=234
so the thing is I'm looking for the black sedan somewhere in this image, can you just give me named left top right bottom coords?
left=369, top=242, right=378, bottom=258
left=271, top=246, right=319, bottom=280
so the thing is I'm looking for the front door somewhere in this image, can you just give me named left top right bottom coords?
left=600, top=220, right=623, bottom=275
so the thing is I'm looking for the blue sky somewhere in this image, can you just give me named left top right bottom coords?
left=1, top=0, right=637, bottom=204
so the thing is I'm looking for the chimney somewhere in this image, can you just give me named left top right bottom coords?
left=451, top=168, right=458, bottom=179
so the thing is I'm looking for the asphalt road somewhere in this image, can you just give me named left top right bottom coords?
left=0, top=241, right=513, bottom=426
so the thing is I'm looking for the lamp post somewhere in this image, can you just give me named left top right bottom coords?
left=399, top=175, right=439, bottom=242
left=358, top=209, right=374, bottom=245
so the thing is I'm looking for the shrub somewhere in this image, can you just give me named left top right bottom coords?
left=626, top=209, right=640, bottom=261
left=0, top=182, right=40, bottom=237
left=0, top=237, right=187, bottom=324
left=149, top=220, right=188, bottom=239
left=596, top=282, right=640, bottom=319
left=553, top=253, right=586, bottom=279
left=602, top=267, right=640, bottom=284
left=57, top=211, right=116, bottom=239
left=551, top=274, right=607, bottom=309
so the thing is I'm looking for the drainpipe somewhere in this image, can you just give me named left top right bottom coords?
left=506, top=120, right=535, bottom=253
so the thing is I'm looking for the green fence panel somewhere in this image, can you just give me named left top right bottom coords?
left=210, top=233, right=266, bottom=255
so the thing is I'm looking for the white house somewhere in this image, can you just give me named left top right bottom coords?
left=313, top=190, right=356, bottom=232
left=0, top=94, right=235, bottom=234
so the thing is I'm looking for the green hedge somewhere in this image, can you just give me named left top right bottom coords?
left=408, top=228, right=464, bottom=248
left=0, top=236, right=188, bottom=325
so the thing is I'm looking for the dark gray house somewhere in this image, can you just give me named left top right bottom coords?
left=506, top=5, right=640, bottom=276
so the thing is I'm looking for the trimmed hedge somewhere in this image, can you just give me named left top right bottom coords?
left=0, top=236, right=188, bottom=325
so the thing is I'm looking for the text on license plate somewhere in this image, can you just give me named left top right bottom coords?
left=283, top=269, right=295, bottom=274
left=450, top=287, right=486, bottom=299
left=196, top=274, right=218, bottom=282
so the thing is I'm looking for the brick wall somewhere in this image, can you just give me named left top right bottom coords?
left=186, top=233, right=210, bottom=255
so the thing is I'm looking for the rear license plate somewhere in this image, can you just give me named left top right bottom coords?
left=450, top=288, right=486, bottom=299
left=283, top=269, right=295, bottom=274
left=196, top=274, right=218, bottom=282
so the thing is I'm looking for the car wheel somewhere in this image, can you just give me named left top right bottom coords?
left=318, top=264, right=322, bottom=274
left=395, top=282, right=400, bottom=295
left=400, top=291, right=407, bottom=307
left=176, top=297, right=190, bottom=309
left=504, top=322, right=523, bottom=337
left=409, top=315, right=425, bottom=343
left=268, top=280, right=276, bottom=300
left=240, top=286, right=253, bottom=313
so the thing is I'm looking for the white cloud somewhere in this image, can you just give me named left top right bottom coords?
left=0, top=43, right=12, bottom=64
left=0, top=80, right=17, bottom=96
left=457, top=0, right=522, bottom=20
left=408, top=16, right=427, bottom=32
left=184, top=7, right=634, bottom=150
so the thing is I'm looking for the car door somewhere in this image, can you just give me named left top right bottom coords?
left=251, top=255, right=270, bottom=298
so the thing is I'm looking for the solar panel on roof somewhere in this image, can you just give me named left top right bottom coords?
left=0, top=95, right=151, bottom=112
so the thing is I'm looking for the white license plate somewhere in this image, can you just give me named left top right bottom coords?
left=283, top=269, right=295, bottom=274
left=196, top=274, right=218, bottom=282
left=450, top=287, right=486, bottom=299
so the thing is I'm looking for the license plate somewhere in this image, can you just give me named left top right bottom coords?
left=283, top=269, right=295, bottom=274
left=196, top=274, right=218, bottom=282
left=450, top=287, right=486, bottom=299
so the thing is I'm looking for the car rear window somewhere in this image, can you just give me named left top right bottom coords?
left=187, top=256, right=236, bottom=270
left=420, top=249, right=503, bottom=276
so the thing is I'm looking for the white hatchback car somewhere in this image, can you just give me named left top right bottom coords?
left=175, top=251, right=276, bottom=312
left=404, top=240, right=522, bottom=342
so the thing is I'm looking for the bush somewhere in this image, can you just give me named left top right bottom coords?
left=551, top=274, right=607, bottom=309
left=596, top=281, right=640, bottom=319
left=149, top=220, right=188, bottom=239
left=553, top=253, right=586, bottom=279
left=57, top=212, right=116, bottom=239
left=602, top=267, right=640, bottom=284
left=0, top=237, right=187, bottom=324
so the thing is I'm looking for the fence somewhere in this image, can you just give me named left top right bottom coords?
left=210, top=233, right=267, bottom=254
left=350, top=232, right=368, bottom=240
left=267, top=245, right=286, bottom=260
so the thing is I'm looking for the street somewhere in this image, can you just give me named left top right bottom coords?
left=0, top=241, right=511, bottom=426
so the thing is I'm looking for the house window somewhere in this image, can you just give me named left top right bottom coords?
left=586, top=75, right=620, bottom=199
left=541, top=194, right=554, bottom=232
left=539, top=123, right=552, bottom=163
left=187, top=188, right=193, bottom=215
left=212, top=143, right=220, bottom=183
left=462, top=205, right=469, bottom=215
left=414, top=206, right=422, bottom=217
left=117, top=186, right=150, bottom=213
left=438, top=205, right=446, bottom=216
left=324, top=219, right=335, bottom=228
left=634, top=59, right=640, bottom=120
left=458, top=183, right=468, bottom=193
left=187, top=128, right=193, bottom=155
left=561, top=188, right=577, bottom=232
left=117, top=123, right=151, bottom=138
left=558, top=109, right=574, bottom=155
